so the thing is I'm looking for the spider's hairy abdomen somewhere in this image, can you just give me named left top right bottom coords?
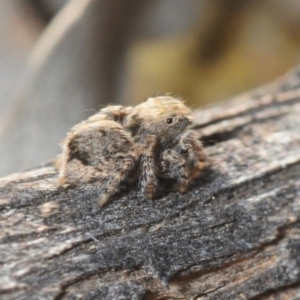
left=59, top=120, right=135, bottom=184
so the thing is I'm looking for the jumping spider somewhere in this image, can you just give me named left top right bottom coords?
left=57, top=96, right=206, bottom=206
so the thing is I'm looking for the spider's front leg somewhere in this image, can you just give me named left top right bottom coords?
left=137, top=135, right=159, bottom=200
left=177, top=130, right=206, bottom=180
left=160, top=148, right=190, bottom=193
left=160, top=130, right=206, bottom=193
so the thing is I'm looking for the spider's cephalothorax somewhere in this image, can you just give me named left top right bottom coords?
left=124, top=96, right=193, bottom=147
left=57, top=97, right=206, bottom=206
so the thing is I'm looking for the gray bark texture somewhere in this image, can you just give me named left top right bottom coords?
left=1, top=67, right=300, bottom=300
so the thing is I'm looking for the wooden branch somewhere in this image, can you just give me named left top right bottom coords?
left=1, top=67, right=300, bottom=300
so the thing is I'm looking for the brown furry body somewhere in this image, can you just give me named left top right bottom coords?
left=57, top=97, right=206, bottom=206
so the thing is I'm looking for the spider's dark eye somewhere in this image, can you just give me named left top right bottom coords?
left=166, top=118, right=173, bottom=124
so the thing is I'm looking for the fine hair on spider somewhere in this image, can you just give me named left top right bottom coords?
left=57, top=96, right=206, bottom=206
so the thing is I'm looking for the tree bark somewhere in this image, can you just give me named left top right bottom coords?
left=1, top=67, right=300, bottom=300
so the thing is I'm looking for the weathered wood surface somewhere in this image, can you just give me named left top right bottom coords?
left=1, top=67, right=300, bottom=300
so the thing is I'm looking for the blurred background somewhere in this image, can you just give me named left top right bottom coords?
left=1, top=0, right=300, bottom=176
